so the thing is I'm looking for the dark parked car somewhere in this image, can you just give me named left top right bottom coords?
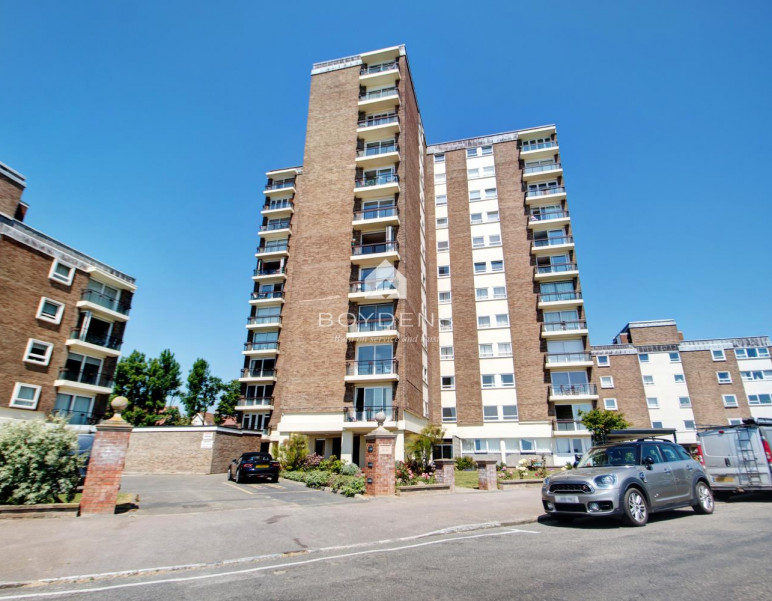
left=228, top=452, right=280, bottom=483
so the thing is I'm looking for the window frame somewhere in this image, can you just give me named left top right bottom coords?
left=669, top=351, right=681, bottom=363
left=711, top=349, right=726, bottom=361
left=722, top=394, right=738, bottom=408
left=10, top=383, right=41, bottom=410
left=438, top=265, right=450, bottom=278
left=441, top=406, right=457, bottom=422
left=596, top=355, right=610, bottom=367
left=600, top=376, right=614, bottom=389
left=36, top=297, right=65, bottom=324
left=483, top=406, right=499, bottom=421
left=679, top=396, right=692, bottom=408
left=49, top=259, right=75, bottom=286
left=441, top=376, right=455, bottom=390
left=716, top=371, right=732, bottom=384
left=646, top=397, right=659, bottom=409
left=23, top=339, right=54, bottom=366
left=604, top=398, right=618, bottom=411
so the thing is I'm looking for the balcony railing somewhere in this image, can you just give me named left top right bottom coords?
left=257, top=242, right=289, bottom=254
left=528, top=210, right=569, bottom=224
left=533, top=235, right=573, bottom=248
left=357, top=144, right=399, bottom=158
left=345, top=359, right=397, bottom=376
left=50, top=409, right=105, bottom=426
left=348, top=317, right=397, bottom=333
left=353, top=206, right=398, bottom=221
left=550, top=384, right=598, bottom=396
left=538, top=291, right=582, bottom=303
left=69, top=328, right=123, bottom=350
left=263, top=200, right=294, bottom=211
left=265, top=180, right=295, bottom=191
left=522, top=141, right=558, bottom=152
left=360, top=62, right=398, bottom=75
left=57, top=368, right=114, bottom=389
left=526, top=186, right=566, bottom=199
left=351, top=241, right=398, bottom=255
left=238, top=396, right=273, bottom=407
left=349, top=278, right=398, bottom=293
left=355, top=173, right=399, bottom=188
left=343, top=406, right=398, bottom=422
left=240, top=367, right=276, bottom=378
left=250, top=291, right=284, bottom=301
left=243, top=341, right=279, bottom=352
left=253, top=267, right=286, bottom=277
left=80, top=289, right=131, bottom=315
left=546, top=352, right=592, bottom=364
left=542, top=320, right=587, bottom=333
left=260, top=221, right=291, bottom=232
left=524, top=162, right=562, bottom=174
left=555, top=419, right=589, bottom=432
left=357, top=114, right=399, bottom=129
left=536, top=262, right=578, bottom=275
left=359, top=87, right=398, bottom=101
left=247, top=315, right=281, bottom=326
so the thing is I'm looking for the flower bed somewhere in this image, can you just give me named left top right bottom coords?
left=395, top=461, right=436, bottom=486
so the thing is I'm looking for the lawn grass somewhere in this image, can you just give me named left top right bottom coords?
left=454, top=469, right=480, bottom=489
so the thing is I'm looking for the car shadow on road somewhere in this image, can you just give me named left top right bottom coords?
left=715, top=491, right=772, bottom=504
left=537, top=508, right=703, bottom=530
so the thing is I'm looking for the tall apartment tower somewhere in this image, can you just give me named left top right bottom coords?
left=238, top=46, right=593, bottom=466
left=0, top=162, right=136, bottom=428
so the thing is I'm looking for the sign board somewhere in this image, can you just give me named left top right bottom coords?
left=378, top=444, right=393, bottom=456
left=201, top=432, right=214, bottom=449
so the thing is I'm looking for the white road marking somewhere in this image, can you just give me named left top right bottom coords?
left=0, top=529, right=538, bottom=599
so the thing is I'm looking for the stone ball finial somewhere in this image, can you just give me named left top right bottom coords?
left=111, top=396, right=129, bottom=415
left=374, top=411, right=386, bottom=426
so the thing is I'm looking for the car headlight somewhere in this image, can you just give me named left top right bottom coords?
left=594, top=474, right=617, bottom=488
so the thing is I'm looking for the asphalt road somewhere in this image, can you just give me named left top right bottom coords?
left=2, top=495, right=770, bottom=601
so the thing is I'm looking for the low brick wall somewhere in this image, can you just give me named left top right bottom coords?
left=124, top=427, right=263, bottom=474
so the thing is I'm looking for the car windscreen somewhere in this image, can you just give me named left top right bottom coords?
left=242, top=454, right=272, bottom=462
left=577, top=446, right=638, bottom=467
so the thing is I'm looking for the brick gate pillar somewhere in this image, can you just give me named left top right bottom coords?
left=476, top=459, right=499, bottom=491
left=364, top=412, right=396, bottom=497
left=434, top=459, right=455, bottom=492
left=80, top=397, right=133, bottom=515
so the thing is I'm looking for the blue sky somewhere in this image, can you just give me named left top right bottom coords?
left=1, top=1, right=770, bottom=382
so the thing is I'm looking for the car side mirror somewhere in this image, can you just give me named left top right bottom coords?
left=572, top=461, right=578, bottom=469
left=643, top=456, right=654, bottom=470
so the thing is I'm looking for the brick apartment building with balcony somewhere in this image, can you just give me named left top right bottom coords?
left=0, top=161, right=136, bottom=429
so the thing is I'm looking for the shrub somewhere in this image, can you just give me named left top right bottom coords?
left=319, top=455, right=344, bottom=474
left=304, top=470, right=331, bottom=489
left=302, top=453, right=323, bottom=471
left=280, top=470, right=307, bottom=483
left=340, top=462, right=360, bottom=476
left=278, top=434, right=309, bottom=471
left=339, top=477, right=365, bottom=497
left=0, top=418, right=83, bottom=505
left=455, top=456, right=476, bottom=471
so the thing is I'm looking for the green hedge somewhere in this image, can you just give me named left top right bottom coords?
left=280, top=469, right=364, bottom=497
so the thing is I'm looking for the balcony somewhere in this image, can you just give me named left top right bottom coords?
left=347, top=317, right=399, bottom=341
left=54, top=368, right=114, bottom=394
left=352, top=206, right=399, bottom=229
left=545, top=352, right=593, bottom=369
left=355, top=144, right=400, bottom=168
left=235, top=396, right=273, bottom=412
left=354, top=173, right=399, bottom=198
left=520, top=140, right=559, bottom=161
left=554, top=419, right=590, bottom=434
left=525, top=186, right=567, bottom=206
left=246, top=315, right=281, bottom=329
left=239, top=367, right=277, bottom=382
left=252, top=267, right=287, bottom=282
left=534, top=262, right=579, bottom=282
left=256, top=242, right=289, bottom=257
left=549, top=384, right=598, bottom=401
left=77, top=289, right=131, bottom=322
left=263, top=180, right=296, bottom=195
left=531, top=235, right=574, bottom=255
left=348, top=278, right=401, bottom=300
left=243, top=341, right=279, bottom=356
left=250, top=290, right=284, bottom=304
left=538, top=290, right=583, bottom=309
left=542, top=320, right=588, bottom=339
left=523, top=162, right=563, bottom=181
left=259, top=220, right=291, bottom=240
left=66, top=328, right=123, bottom=358
left=344, top=359, right=399, bottom=382
left=357, top=113, right=400, bottom=138
left=350, top=241, right=399, bottom=265
left=527, top=210, right=570, bottom=230
left=358, top=87, right=400, bottom=111
left=359, top=61, right=399, bottom=87
left=343, top=406, right=398, bottom=429
left=50, top=409, right=105, bottom=427
left=262, top=200, right=294, bottom=217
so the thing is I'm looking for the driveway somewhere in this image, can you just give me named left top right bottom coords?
left=120, top=474, right=353, bottom=514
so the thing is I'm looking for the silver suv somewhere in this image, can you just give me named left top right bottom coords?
left=542, top=438, right=714, bottom=526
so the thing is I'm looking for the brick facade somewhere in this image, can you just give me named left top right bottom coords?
left=592, top=353, right=651, bottom=428
left=0, top=172, right=24, bottom=219
left=681, top=350, right=750, bottom=426
left=364, top=430, right=396, bottom=496
left=476, top=459, right=498, bottom=491
left=80, top=423, right=132, bottom=514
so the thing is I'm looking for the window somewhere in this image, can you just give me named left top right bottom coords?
left=439, top=291, right=451, bottom=304
left=741, top=370, right=772, bottom=381
left=669, top=352, right=681, bottom=363
left=735, top=348, right=770, bottom=359
left=600, top=376, right=614, bottom=389
left=484, top=188, right=497, bottom=199
left=470, top=213, right=483, bottom=224
left=436, top=217, right=448, bottom=228
left=466, top=148, right=477, bottom=159
left=23, top=339, right=53, bottom=366
left=651, top=421, right=664, bottom=429
left=483, top=406, right=499, bottom=421
left=434, top=153, right=445, bottom=163
left=748, top=394, right=772, bottom=406
left=674, top=374, right=685, bottom=383
left=712, top=349, right=726, bottom=361
left=474, top=262, right=486, bottom=274
left=49, top=260, right=75, bottom=285
left=440, top=346, right=454, bottom=360
left=684, top=420, right=696, bottom=431
left=467, top=168, right=479, bottom=179
left=488, top=234, right=501, bottom=246
left=481, top=374, right=495, bottom=388
left=500, top=374, right=515, bottom=387
left=497, top=343, right=512, bottom=357
left=10, top=383, right=41, bottom=410
left=438, top=265, right=450, bottom=277
left=493, top=286, right=507, bottom=299
left=440, top=318, right=453, bottom=331
left=520, top=439, right=535, bottom=453
left=479, top=344, right=494, bottom=358
left=435, top=195, right=447, bottom=206
left=437, top=240, right=449, bottom=252
left=647, top=397, right=659, bottom=408
left=643, top=375, right=654, bottom=386
left=502, top=405, right=518, bottom=421
left=604, top=398, right=618, bottom=410
left=469, top=190, right=481, bottom=202
left=472, top=236, right=485, bottom=248
left=728, top=418, right=743, bottom=426
left=477, top=316, right=491, bottom=328
left=441, top=376, right=455, bottom=390
left=475, top=288, right=489, bottom=300
left=639, top=353, right=649, bottom=363
left=490, top=260, right=504, bottom=272
left=495, top=314, right=509, bottom=327
left=596, top=355, right=610, bottom=367
left=716, top=371, right=732, bottom=384
left=434, top=173, right=446, bottom=184
left=483, top=166, right=495, bottom=177
left=37, top=297, right=65, bottom=324
left=442, top=407, right=456, bottom=422
left=481, top=145, right=493, bottom=156
left=679, top=396, right=692, bottom=408
left=487, top=210, right=499, bottom=222
left=722, top=394, right=738, bottom=408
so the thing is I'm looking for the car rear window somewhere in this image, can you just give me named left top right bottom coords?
left=243, top=453, right=272, bottom=462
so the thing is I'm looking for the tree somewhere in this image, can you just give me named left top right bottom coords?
left=215, top=379, right=241, bottom=425
left=579, top=409, right=631, bottom=444
left=278, top=434, right=309, bottom=470
left=180, top=358, right=223, bottom=423
left=405, top=424, right=445, bottom=473
left=113, top=349, right=182, bottom=427
left=0, top=417, right=82, bottom=504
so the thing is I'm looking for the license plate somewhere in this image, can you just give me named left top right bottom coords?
left=555, top=495, right=579, bottom=503
left=714, top=475, right=734, bottom=482
left=256, top=464, right=269, bottom=468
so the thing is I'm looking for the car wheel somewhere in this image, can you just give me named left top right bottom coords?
left=693, top=481, right=715, bottom=514
left=622, top=487, right=649, bottom=527
left=227, top=469, right=233, bottom=481
left=236, top=468, right=244, bottom=484
left=270, top=475, right=279, bottom=483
